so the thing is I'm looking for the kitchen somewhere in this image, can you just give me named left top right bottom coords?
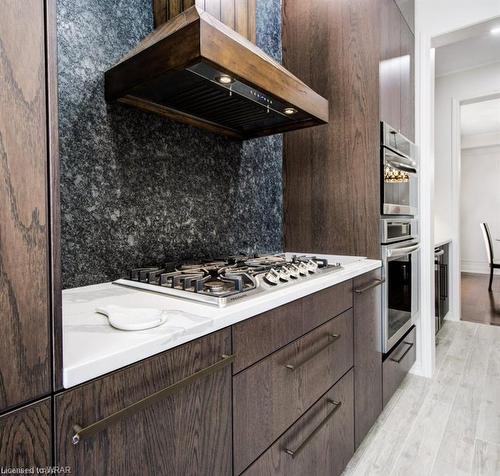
left=1, top=1, right=499, bottom=475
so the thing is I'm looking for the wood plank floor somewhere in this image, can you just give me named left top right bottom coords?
left=342, top=320, right=500, bottom=476
left=461, top=273, right=500, bottom=326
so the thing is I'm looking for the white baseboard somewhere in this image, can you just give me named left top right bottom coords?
left=460, top=260, right=499, bottom=275
left=409, top=361, right=424, bottom=377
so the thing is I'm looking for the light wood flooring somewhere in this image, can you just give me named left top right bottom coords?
left=343, top=320, right=500, bottom=476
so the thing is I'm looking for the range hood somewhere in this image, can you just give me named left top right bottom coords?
left=105, top=6, right=328, bottom=140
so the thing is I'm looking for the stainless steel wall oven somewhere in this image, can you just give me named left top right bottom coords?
left=381, top=219, right=420, bottom=353
left=381, top=122, right=418, bottom=217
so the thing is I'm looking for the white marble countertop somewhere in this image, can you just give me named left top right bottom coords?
left=62, top=254, right=381, bottom=388
left=434, top=238, right=452, bottom=248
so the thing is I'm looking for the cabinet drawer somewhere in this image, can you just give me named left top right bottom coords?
left=55, top=329, right=232, bottom=476
left=243, top=369, right=354, bottom=476
left=233, top=281, right=353, bottom=373
left=383, top=325, right=416, bottom=406
left=233, top=309, right=353, bottom=474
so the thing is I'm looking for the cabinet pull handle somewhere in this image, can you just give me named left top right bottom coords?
left=390, top=342, right=414, bottom=363
left=285, top=334, right=340, bottom=371
left=284, top=399, right=341, bottom=458
left=71, top=353, right=235, bottom=445
left=354, top=278, right=385, bottom=294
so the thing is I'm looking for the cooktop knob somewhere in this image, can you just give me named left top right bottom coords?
left=297, top=262, right=309, bottom=276
left=278, top=267, right=292, bottom=282
left=263, top=268, right=281, bottom=286
left=287, top=264, right=301, bottom=279
left=306, top=259, right=319, bottom=273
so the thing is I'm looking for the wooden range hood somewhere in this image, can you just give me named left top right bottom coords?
left=104, top=5, right=328, bottom=140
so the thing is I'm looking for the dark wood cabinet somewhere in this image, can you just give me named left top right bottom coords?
left=353, top=270, right=383, bottom=448
left=380, top=0, right=402, bottom=133
left=0, top=0, right=52, bottom=412
left=400, top=13, right=415, bottom=141
left=233, top=310, right=354, bottom=474
left=232, top=281, right=352, bottom=373
left=243, top=369, right=354, bottom=476
left=55, top=330, right=232, bottom=476
left=383, top=325, right=416, bottom=406
left=282, top=0, right=380, bottom=259
left=380, top=0, right=415, bottom=141
left=0, top=398, right=52, bottom=470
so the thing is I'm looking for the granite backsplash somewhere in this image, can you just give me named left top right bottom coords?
left=57, top=0, right=283, bottom=289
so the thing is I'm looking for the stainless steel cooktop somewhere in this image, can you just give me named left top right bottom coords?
left=113, top=254, right=343, bottom=307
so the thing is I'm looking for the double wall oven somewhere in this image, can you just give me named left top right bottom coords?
left=380, top=123, right=419, bottom=354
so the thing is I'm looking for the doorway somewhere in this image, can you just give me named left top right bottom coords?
left=433, top=23, right=500, bottom=326
left=459, top=96, right=500, bottom=324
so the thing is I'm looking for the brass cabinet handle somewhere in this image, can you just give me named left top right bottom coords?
left=285, top=334, right=340, bottom=371
left=390, top=342, right=413, bottom=363
left=354, top=278, right=385, bottom=294
left=72, top=353, right=235, bottom=445
left=284, top=399, right=341, bottom=458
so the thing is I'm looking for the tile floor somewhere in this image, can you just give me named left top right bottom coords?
left=343, top=320, right=500, bottom=476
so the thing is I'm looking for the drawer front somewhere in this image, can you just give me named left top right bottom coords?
left=233, top=280, right=353, bottom=373
left=56, top=329, right=232, bottom=476
left=243, top=369, right=354, bottom=476
left=383, top=325, right=416, bottom=407
left=233, top=309, right=354, bottom=474
left=0, top=398, right=52, bottom=469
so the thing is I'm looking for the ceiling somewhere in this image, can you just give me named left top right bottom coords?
left=461, top=98, right=500, bottom=136
left=435, top=32, right=500, bottom=77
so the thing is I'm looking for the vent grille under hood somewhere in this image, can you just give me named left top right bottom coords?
left=105, top=7, right=328, bottom=140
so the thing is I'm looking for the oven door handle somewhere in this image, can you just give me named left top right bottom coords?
left=385, top=150, right=417, bottom=174
left=388, top=243, right=420, bottom=258
left=386, top=157, right=417, bottom=174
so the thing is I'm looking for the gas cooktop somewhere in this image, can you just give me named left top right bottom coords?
left=113, top=254, right=343, bottom=307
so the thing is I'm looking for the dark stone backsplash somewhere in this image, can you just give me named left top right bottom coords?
left=57, top=0, right=283, bottom=288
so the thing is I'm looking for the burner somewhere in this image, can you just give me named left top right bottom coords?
left=245, top=255, right=287, bottom=267
left=204, top=281, right=227, bottom=293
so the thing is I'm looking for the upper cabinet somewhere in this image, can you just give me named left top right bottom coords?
left=282, top=0, right=380, bottom=259
left=400, top=16, right=415, bottom=142
left=0, top=0, right=52, bottom=412
left=380, top=0, right=415, bottom=142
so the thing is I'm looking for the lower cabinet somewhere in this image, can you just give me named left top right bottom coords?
left=0, top=398, right=52, bottom=471
left=50, top=277, right=387, bottom=475
left=353, top=270, right=383, bottom=448
left=243, top=369, right=354, bottom=476
left=383, top=325, right=416, bottom=406
left=233, top=309, right=354, bottom=474
left=55, top=329, right=232, bottom=476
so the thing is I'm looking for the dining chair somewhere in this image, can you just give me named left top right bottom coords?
left=480, top=222, right=500, bottom=291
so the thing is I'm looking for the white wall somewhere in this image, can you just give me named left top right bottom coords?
left=460, top=144, right=500, bottom=273
left=434, top=62, right=500, bottom=241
